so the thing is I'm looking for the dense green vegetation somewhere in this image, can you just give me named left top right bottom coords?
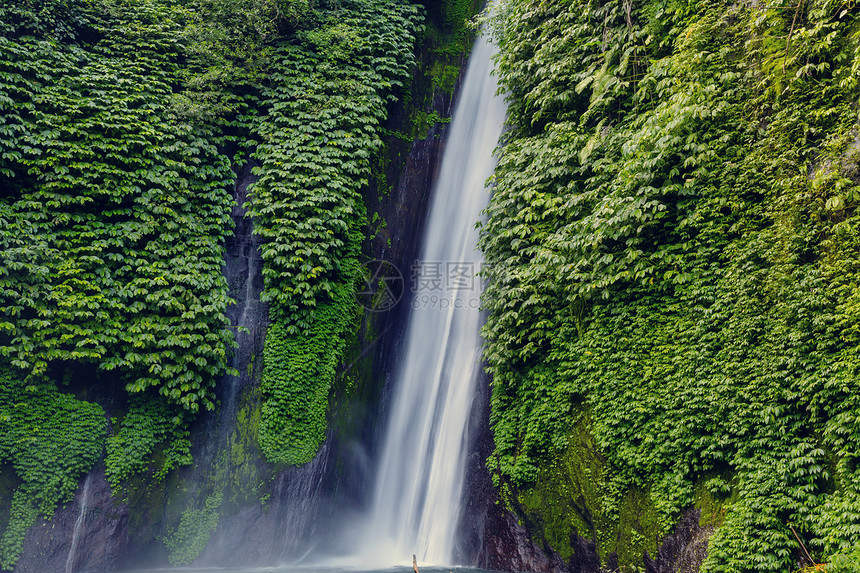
left=0, top=373, right=105, bottom=569
left=250, top=0, right=422, bottom=465
left=0, top=0, right=424, bottom=566
left=1, top=0, right=237, bottom=565
left=19, top=0, right=860, bottom=569
left=0, top=0, right=237, bottom=414
left=481, top=0, right=860, bottom=571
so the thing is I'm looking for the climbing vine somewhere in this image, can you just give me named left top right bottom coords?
left=164, top=489, right=223, bottom=566
left=482, top=0, right=860, bottom=571
left=0, top=0, right=236, bottom=414
left=247, top=0, right=422, bottom=326
left=248, top=0, right=422, bottom=465
left=105, top=395, right=192, bottom=491
left=0, top=373, right=106, bottom=570
left=258, top=287, right=359, bottom=465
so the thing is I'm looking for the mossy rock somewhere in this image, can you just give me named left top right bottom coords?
left=517, top=413, right=661, bottom=571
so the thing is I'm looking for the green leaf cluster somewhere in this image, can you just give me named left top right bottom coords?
left=0, top=373, right=106, bottom=569
left=105, top=395, right=192, bottom=491
left=164, top=489, right=223, bottom=566
left=0, top=0, right=236, bottom=414
left=0, top=0, right=426, bottom=563
left=247, top=0, right=422, bottom=327
left=247, top=0, right=422, bottom=464
left=482, top=0, right=860, bottom=570
left=258, top=285, right=358, bottom=465
left=0, top=0, right=102, bottom=42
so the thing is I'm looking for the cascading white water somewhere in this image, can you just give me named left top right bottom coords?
left=65, top=472, right=92, bottom=573
left=352, top=32, right=506, bottom=567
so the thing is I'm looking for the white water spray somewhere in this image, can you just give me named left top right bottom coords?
left=65, top=472, right=92, bottom=573
left=352, top=32, right=506, bottom=567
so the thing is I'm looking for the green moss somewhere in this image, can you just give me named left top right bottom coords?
left=429, top=61, right=461, bottom=95
left=327, top=305, right=379, bottom=438
left=518, top=416, right=602, bottom=561
left=517, top=413, right=662, bottom=571
left=613, top=488, right=661, bottom=571
left=694, top=476, right=734, bottom=529
left=124, top=468, right=170, bottom=538
left=226, top=389, right=265, bottom=508
left=164, top=490, right=222, bottom=566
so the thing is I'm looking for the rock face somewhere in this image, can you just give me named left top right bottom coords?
left=14, top=469, right=128, bottom=573
left=458, top=374, right=575, bottom=573
left=217, top=160, right=268, bottom=423
left=645, top=509, right=713, bottom=573
left=194, top=448, right=332, bottom=566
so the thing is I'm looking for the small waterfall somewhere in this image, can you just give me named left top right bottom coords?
left=220, top=232, right=260, bottom=442
left=170, top=164, right=268, bottom=568
left=220, top=165, right=266, bottom=439
left=351, top=32, right=506, bottom=567
left=65, top=472, right=92, bottom=573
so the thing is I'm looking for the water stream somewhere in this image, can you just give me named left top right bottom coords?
left=65, top=472, right=92, bottom=573
left=347, top=32, right=506, bottom=568
left=220, top=167, right=266, bottom=441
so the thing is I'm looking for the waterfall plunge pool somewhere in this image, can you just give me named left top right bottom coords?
left=130, top=567, right=499, bottom=573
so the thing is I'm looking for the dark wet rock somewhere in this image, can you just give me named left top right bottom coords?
left=645, top=508, right=712, bottom=573
left=457, top=368, right=575, bottom=573
left=194, top=447, right=332, bottom=567
left=15, top=469, right=128, bottom=573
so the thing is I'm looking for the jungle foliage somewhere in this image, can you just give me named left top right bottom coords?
left=0, top=0, right=422, bottom=566
left=1, top=1, right=237, bottom=564
left=481, top=0, right=860, bottom=571
left=249, top=0, right=422, bottom=464
left=0, top=373, right=105, bottom=568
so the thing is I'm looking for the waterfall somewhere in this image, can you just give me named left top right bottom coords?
left=65, top=472, right=92, bottom=573
left=220, top=166, right=266, bottom=439
left=351, top=32, right=506, bottom=567
left=219, top=222, right=261, bottom=443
